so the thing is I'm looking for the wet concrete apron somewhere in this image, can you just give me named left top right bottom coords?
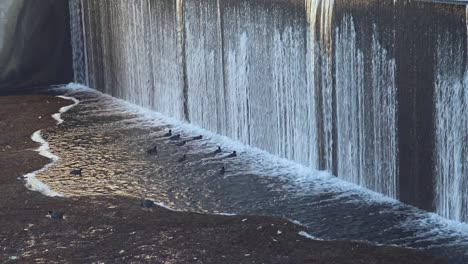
left=0, top=92, right=445, bottom=263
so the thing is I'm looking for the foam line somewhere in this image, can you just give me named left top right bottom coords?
left=24, top=132, right=63, bottom=197
left=52, top=96, right=80, bottom=124
left=298, top=231, right=321, bottom=240
left=23, top=95, right=80, bottom=197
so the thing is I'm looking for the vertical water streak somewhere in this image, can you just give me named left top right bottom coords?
left=334, top=17, right=397, bottom=197
left=143, top=0, right=155, bottom=109
left=91, top=0, right=104, bottom=92
left=223, top=10, right=250, bottom=143
left=68, top=0, right=87, bottom=84
left=369, top=25, right=398, bottom=197
left=271, top=10, right=309, bottom=164
left=81, top=0, right=95, bottom=88
left=184, top=0, right=225, bottom=133
left=98, top=0, right=111, bottom=95
left=304, top=0, right=320, bottom=168
left=110, top=1, right=123, bottom=98
left=434, top=19, right=468, bottom=222
left=305, top=0, right=335, bottom=171
left=222, top=1, right=309, bottom=160
left=115, top=0, right=132, bottom=101
left=131, top=0, right=152, bottom=108
left=335, top=15, right=364, bottom=189
left=320, top=0, right=335, bottom=173
left=145, top=0, right=184, bottom=119
left=177, top=0, right=190, bottom=120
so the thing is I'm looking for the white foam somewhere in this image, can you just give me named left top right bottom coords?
left=153, top=201, right=239, bottom=217
left=31, top=131, right=58, bottom=162
left=24, top=131, right=63, bottom=197
left=298, top=231, right=321, bottom=240
left=290, top=219, right=306, bottom=227
left=52, top=96, right=80, bottom=124
left=155, top=202, right=180, bottom=211
left=62, top=82, right=92, bottom=92
left=399, top=211, right=468, bottom=248
left=214, top=212, right=237, bottom=216
left=23, top=94, right=80, bottom=197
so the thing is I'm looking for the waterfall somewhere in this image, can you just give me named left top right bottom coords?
left=368, top=26, right=398, bottom=198
left=222, top=1, right=310, bottom=162
left=70, top=0, right=468, bottom=222
left=335, top=15, right=365, bottom=191
left=434, top=10, right=468, bottom=221
left=335, top=17, right=397, bottom=198
left=184, top=0, right=225, bottom=132
left=111, top=0, right=153, bottom=107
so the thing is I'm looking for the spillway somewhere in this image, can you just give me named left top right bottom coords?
left=69, top=0, right=468, bottom=223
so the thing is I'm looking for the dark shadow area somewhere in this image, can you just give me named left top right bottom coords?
left=0, top=0, right=73, bottom=93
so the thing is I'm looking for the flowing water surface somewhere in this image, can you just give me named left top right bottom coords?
left=34, top=85, right=468, bottom=264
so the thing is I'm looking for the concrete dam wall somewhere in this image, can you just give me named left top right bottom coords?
left=70, top=0, right=468, bottom=222
left=0, top=0, right=73, bottom=93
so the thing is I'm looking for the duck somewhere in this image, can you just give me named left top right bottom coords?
left=214, top=146, right=222, bottom=154
left=147, top=145, right=157, bottom=155
left=70, top=169, right=82, bottom=176
left=192, top=135, right=203, bottom=140
left=47, top=211, right=64, bottom=220
left=163, top=130, right=172, bottom=137
left=169, top=134, right=181, bottom=140
left=141, top=199, right=155, bottom=208
left=178, top=154, right=187, bottom=162
left=226, top=151, right=237, bottom=158
left=220, top=166, right=226, bottom=175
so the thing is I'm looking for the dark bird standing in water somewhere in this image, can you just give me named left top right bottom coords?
left=48, top=211, right=64, bottom=220
left=141, top=199, right=155, bottom=208
left=178, top=154, right=187, bottom=162
left=163, top=130, right=172, bottom=137
left=147, top=145, right=157, bottom=155
left=169, top=134, right=181, bottom=140
left=220, top=166, right=226, bottom=175
left=70, top=169, right=82, bottom=176
left=192, top=135, right=203, bottom=140
left=214, top=146, right=222, bottom=154
left=226, top=151, right=237, bottom=158
left=175, top=141, right=186, bottom=147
